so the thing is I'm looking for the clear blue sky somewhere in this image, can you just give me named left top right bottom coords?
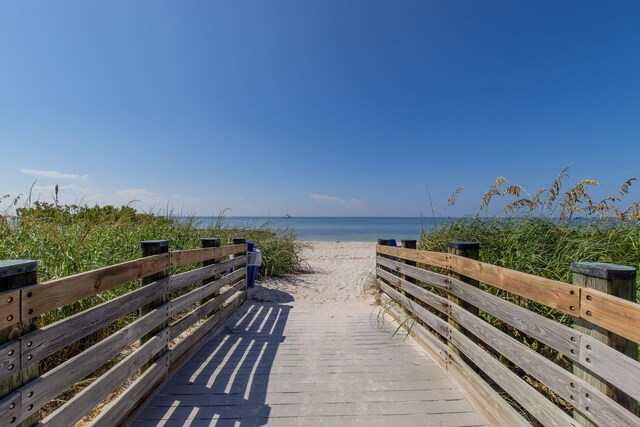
left=1, top=1, right=639, bottom=216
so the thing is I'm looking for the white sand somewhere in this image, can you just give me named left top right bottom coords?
left=248, top=241, right=377, bottom=314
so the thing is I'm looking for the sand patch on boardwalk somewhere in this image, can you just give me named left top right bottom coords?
left=248, top=241, right=377, bottom=313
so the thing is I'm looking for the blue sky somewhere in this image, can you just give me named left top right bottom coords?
left=1, top=1, right=639, bottom=216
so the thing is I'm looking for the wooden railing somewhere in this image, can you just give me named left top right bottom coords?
left=376, top=240, right=640, bottom=427
left=0, top=239, right=248, bottom=427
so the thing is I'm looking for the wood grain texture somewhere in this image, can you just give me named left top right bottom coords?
left=167, top=257, right=246, bottom=294
left=170, top=281, right=244, bottom=340
left=40, top=329, right=170, bottom=427
left=169, top=244, right=246, bottom=268
left=377, top=257, right=580, bottom=358
left=450, top=326, right=580, bottom=427
left=21, top=253, right=170, bottom=319
left=14, top=301, right=170, bottom=425
left=0, top=290, right=20, bottom=330
left=377, top=245, right=580, bottom=314
left=89, top=352, right=170, bottom=427
left=19, top=277, right=170, bottom=374
left=580, top=287, right=640, bottom=344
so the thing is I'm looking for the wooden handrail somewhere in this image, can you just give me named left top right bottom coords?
left=376, top=243, right=640, bottom=427
left=0, top=241, right=249, bottom=427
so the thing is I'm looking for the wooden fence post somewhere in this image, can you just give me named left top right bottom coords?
left=140, top=240, right=169, bottom=372
left=232, top=238, right=247, bottom=294
left=447, top=242, right=480, bottom=360
left=200, top=238, right=221, bottom=312
left=571, top=262, right=639, bottom=425
left=0, top=260, right=39, bottom=427
left=401, top=240, right=417, bottom=284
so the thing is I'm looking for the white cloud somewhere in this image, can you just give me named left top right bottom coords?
left=309, top=193, right=365, bottom=209
left=20, top=168, right=88, bottom=181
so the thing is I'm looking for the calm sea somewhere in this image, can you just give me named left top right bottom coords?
left=190, top=216, right=456, bottom=242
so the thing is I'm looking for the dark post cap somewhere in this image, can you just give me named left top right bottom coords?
left=201, top=238, right=221, bottom=245
left=233, top=238, right=247, bottom=244
left=401, top=240, right=417, bottom=245
left=571, top=262, right=636, bottom=280
left=140, top=240, right=170, bottom=249
left=447, top=241, right=480, bottom=250
left=377, top=239, right=391, bottom=245
left=0, top=260, right=38, bottom=278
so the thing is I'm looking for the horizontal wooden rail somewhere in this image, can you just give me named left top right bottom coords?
left=377, top=244, right=581, bottom=314
left=376, top=243, right=640, bottom=427
left=0, top=240, right=249, bottom=427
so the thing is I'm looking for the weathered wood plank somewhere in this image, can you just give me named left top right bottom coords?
left=377, top=257, right=580, bottom=357
left=580, top=287, right=640, bottom=344
left=0, top=290, right=20, bottom=330
left=450, top=326, right=580, bottom=427
left=167, top=257, right=246, bottom=293
left=21, top=254, right=170, bottom=319
left=14, top=301, right=170, bottom=425
left=40, top=329, right=170, bottom=427
left=447, top=351, right=530, bottom=427
left=170, top=281, right=244, bottom=340
left=383, top=267, right=640, bottom=427
left=168, top=269, right=245, bottom=320
left=89, top=352, right=170, bottom=427
left=377, top=246, right=580, bottom=314
left=170, top=292, right=244, bottom=370
left=169, top=244, right=246, bottom=268
left=18, top=276, right=170, bottom=374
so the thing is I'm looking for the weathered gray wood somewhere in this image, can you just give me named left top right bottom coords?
left=379, top=281, right=448, bottom=337
left=0, top=260, right=39, bottom=427
left=377, top=269, right=449, bottom=313
left=447, top=351, right=530, bottom=427
left=134, top=302, right=487, bottom=427
left=170, top=281, right=244, bottom=340
left=40, top=329, right=170, bottom=427
left=384, top=265, right=640, bottom=427
left=168, top=269, right=245, bottom=321
left=140, top=240, right=170, bottom=372
left=200, top=238, right=221, bottom=308
left=90, top=352, right=170, bottom=427
left=170, top=292, right=244, bottom=368
left=577, top=334, right=640, bottom=403
left=447, top=241, right=480, bottom=360
left=377, top=256, right=580, bottom=357
left=13, top=300, right=170, bottom=425
left=449, top=325, right=580, bottom=427
left=17, top=276, right=170, bottom=375
left=167, top=257, right=246, bottom=293
left=572, top=262, right=639, bottom=425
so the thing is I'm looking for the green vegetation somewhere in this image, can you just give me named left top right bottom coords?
left=417, top=167, right=640, bottom=417
left=422, top=165, right=639, bottom=295
left=0, top=200, right=302, bottom=324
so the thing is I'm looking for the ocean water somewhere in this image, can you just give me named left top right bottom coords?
left=190, top=216, right=456, bottom=242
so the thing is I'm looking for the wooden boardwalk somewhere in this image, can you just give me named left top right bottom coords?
left=132, top=302, right=489, bottom=426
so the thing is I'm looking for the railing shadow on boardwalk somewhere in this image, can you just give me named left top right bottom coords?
left=141, top=289, right=294, bottom=427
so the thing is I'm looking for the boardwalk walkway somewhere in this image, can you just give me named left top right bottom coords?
left=133, top=301, right=488, bottom=426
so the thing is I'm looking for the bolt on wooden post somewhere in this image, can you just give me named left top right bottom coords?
left=571, top=262, right=639, bottom=425
left=447, top=242, right=480, bottom=359
left=0, top=260, right=39, bottom=427
left=200, top=238, right=221, bottom=313
left=139, top=240, right=170, bottom=372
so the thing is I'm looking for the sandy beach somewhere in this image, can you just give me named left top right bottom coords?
left=248, top=241, right=377, bottom=314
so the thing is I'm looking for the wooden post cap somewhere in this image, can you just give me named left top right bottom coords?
left=571, top=262, right=636, bottom=280
left=401, top=240, right=417, bottom=248
left=0, top=260, right=37, bottom=279
left=201, top=238, right=221, bottom=247
left=447, top=241, right=480, bottom=250
left=377, top=239, right=392, bottom=245
left=140, top=240, right=170, bottom=249
left=233, top=238, right=246, bottom=244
